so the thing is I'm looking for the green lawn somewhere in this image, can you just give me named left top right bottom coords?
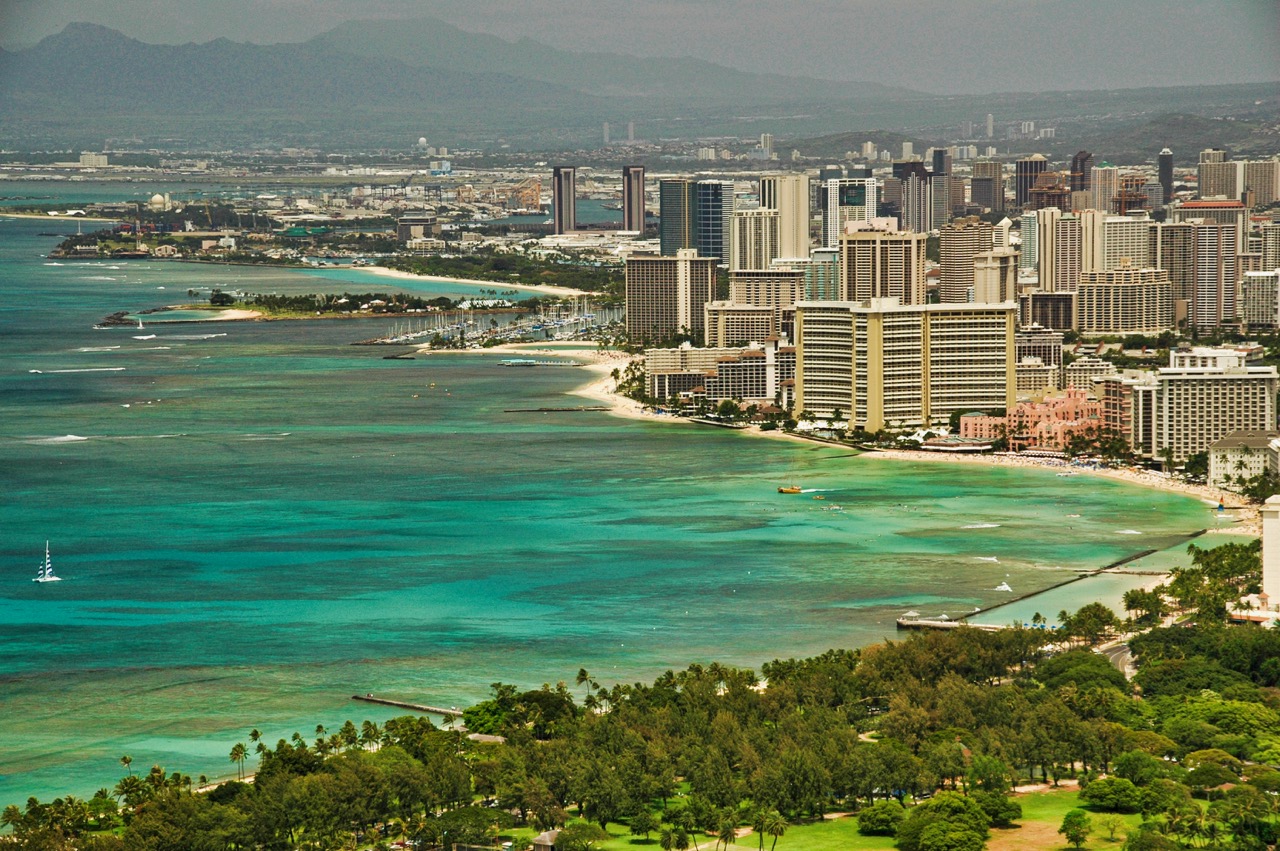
left=498, top=788, right=1157, bottom=851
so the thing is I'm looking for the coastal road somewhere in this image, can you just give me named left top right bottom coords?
left=1100, top=641, right=1135, bottom=679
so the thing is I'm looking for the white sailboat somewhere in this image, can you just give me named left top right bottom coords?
left=33, top=541, right=61, bottom=582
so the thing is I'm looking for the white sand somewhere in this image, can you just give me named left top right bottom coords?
left=360, top=265, right=595, bottom=298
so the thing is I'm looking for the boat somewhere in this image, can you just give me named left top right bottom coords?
left=993, top=581, right=1012, bottom=592
left=812, top=495, right=825, bottom=500
left=777, top=486, right=802, bottom=494
left=33, top=541, right=61, bottom=582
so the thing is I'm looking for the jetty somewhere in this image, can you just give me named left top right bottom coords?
left=895, top=533, right=1204, bottom=632
left=352, top=694, right=464, bottom=717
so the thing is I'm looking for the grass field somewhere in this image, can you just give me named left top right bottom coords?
left=497, top=787, right=1153, bottom=851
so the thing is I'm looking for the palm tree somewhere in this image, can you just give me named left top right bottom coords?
left=763, top=811, right=787, bottom=851
left=751, top=808, right=768, bottom=851
left=717, top=815, right=738, bottom=850
left=119, top=754, right=133, bottom=776
left=661, top=828, right=676, bottom=851
left=360, top=720, right=382, bottom=751
left=230, top=742, right=247, bottom=780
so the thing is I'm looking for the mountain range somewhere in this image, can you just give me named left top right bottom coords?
left=0, top=21, right=914, bottom=149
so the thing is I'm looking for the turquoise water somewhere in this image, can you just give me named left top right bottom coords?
left=0, top=211, right=1215, bottom=805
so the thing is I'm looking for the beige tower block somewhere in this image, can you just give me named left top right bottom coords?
left=1263, top=495, right=1280, bottom=610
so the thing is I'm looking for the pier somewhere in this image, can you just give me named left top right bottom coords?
left=503, top=406, right=610, bottom=413
left=894, top=533, right=1204, bottom=632
left=351, top=694, right=464, bottom=717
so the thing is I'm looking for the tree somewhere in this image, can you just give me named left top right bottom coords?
left=716, top=814, right=738, bottom=851
left=119, top=755, right=132, bottom=776
left=555, top=823, right=610, bottom=850
left=763, top=810, right=787, bottom=851
left=631, top=810, right=660, bottom=841
left=1080, top=776, right=1141, bottom=812
left=229, top=742, right=247, bottom=780
left=896, top=793, right=990, bottom=851
left=1098, top=813, right=1125, bottom=841
left=1059, top=808, right=1092, bottom=849
left=857, top=799, right=906, bottom=836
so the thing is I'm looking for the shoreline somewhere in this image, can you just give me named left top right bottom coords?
left=359, top=264, right=597, bottom=299
left=567, top=366, right=1260, bottom=532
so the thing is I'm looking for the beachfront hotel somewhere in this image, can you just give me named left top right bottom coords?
left=625, top=249, right=716, bottom=342
left=793, top=298, right=1016, bottom=429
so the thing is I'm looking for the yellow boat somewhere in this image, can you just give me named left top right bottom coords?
left=777, top=486, right=802, bottom=494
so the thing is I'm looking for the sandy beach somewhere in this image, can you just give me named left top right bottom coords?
left=360, top=265, right=596, bottom=299
left=543, top=353, right=1263, bottom=535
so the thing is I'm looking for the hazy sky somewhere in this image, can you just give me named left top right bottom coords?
left=1, top=0, right=1277, bottom=94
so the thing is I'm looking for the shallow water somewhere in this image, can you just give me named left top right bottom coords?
left=0, top=210, right=1216, bottom=804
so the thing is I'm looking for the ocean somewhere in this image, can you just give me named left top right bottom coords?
left=0, top=200, right=1216, bottom=804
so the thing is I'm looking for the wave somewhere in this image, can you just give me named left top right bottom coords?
left=241, top=432, right=293, bottom=440
left=132, top=346, right=172, bottom=351
left=83, top=275, right=118, bottom=281
left=28, top=434, right=89, bottom=444
left=75, top=346, right=121, bottom=352
left=165, top=333, right=227, bottom=340
left=974, top=556, right=1000, bottom=562
left=30, top=367, right=126, bottom=374
left=799, top=488, right=833, bottom=493
left=132, top=335, right=157, bottom=340
left=43, top=262, right=64, bottom=266
left=962, top=523, right=1001, bottom=529
left=1115, top=529, right=1142, bottom=535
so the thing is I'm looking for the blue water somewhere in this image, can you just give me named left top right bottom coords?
left=0, top=206, right=1215, bottom=804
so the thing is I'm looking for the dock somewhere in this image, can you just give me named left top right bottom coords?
left=351, top=694, right=464, bottom=717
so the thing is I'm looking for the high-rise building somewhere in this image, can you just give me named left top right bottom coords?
left=1158, top=148, right=1174, bottom=205
left=1076, top=266, right=1174, bottom=334
left=1241, top=270, right=1280, bottom=330
left=625, top=249, right=716, bottom=341
left=902, top=141, right=915, bottom=159
left=899, top=168, right=931, bottom=234
left=1014, top=154, right=1048, bottom=208
left=1053, top=214, right=1083, bottom=293
left=822, top=177, right=878, bottom=247
left=986, top=113, right=995, bottom=138
left=1019, top=211, right=1038, bottom=271
left=703, top=304, right=778, bottom=348
left=1069, top=151, right=1093, bottom=192
left=930, top=173, right=952, bottom=229
left=729, top=209, right=781, bottom=272
left=622, top=165, right=646, bottom=232
left=1200, top=148, right=1227, bottom=164
left=552, top=166, right=576, bottom=234
left=1171, top=200, right=1246, bottom=252
left=972, top=160, right=1004, bottom=210
left=1081, top=211, right=1154, bottom=272
left=760, top=174, right=811, bottom=259
left=932, top=148, right=952, bottom=177
left=1090, top=165, right=1119, bottom=213
left=1261, top=223, right=1280, bottom=271
left=1152, top=359, right=1278, bottom=463
left=775, top=248, right=840, bottom=301
left=973, top=249, right=1019, bottom=303
left=727, top=268, right=805, bottom=309
left=1027, top=171, right=1071, bottom=211
left=1243, top=159, right=1279, bottom=206
left=939, top=217, right=995, bottom=302
left=839, top=224, right=927, bottom=304
left=602, top=122, right=610, bottom=146
left=659, top=179, right=696, bottom=255
left=1016, top=324, right=1065, bottom=388
left=695, top=180, right=735, bottom=264
left=1199, top=160, right=1240, bottom=199
left=793, top=298, right=1016, bottom=427
left=1035, top=207, right=1061, bottom=289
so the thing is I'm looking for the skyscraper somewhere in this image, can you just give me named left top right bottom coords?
left=986, top=113, right=995, bottom=139
left=659, top=179, right=696, bottom=255
left=1069, top=151, right=1093, bottom=192
left=1019, top=211, right=1038, bottom=271
left=729, top=209, right=781, bottom=272
left=622, top=165, right=645, bottom=232
left=695, top=180, right=734, bottom=264
left=1090, top=165, right=1119, bottom=213
left=939, top=217, right=994, bottom=303
left=625, top=249, right=716, bottom=341
left=1015, top=154, right=1047, bottom=208
left=602, top=122, right=610, bottom=146
left=822, top=177, right=878, bottom=247
left=839, top=225, right=927, bottom=304
left=971, top=160, right=1004, bottom=212
left=552, top=167, right=576, bottom=235
left=1158, top=148, right=1174, bottom=205
left=932, top=148, right=952, bottom=177
left=759, top=174, right=811, bottom=259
